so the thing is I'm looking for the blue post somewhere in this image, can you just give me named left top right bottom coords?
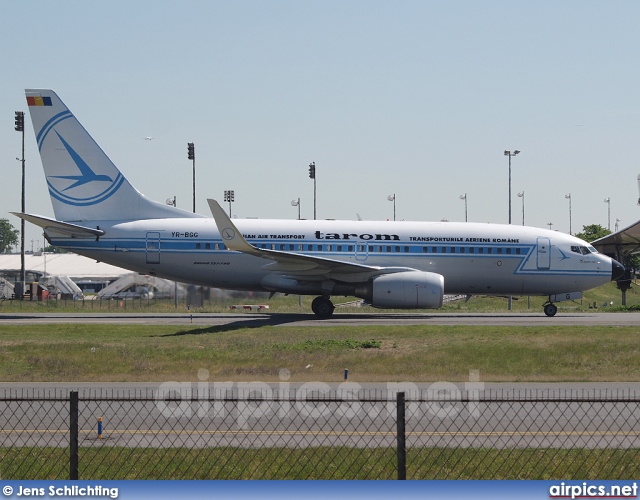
left=98, top=417, right=103, bottom=439
left=344, top=368, right=348, bottom=380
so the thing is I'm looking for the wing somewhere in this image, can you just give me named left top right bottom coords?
left=207, top=199, right=415, bottom=282
left=591, top=219, right=640, bottom=256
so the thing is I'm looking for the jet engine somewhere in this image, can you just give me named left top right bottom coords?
left=361, top=271, right=444, bottom=309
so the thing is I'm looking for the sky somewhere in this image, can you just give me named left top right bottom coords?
left=2, top=1, right=640, bottom=249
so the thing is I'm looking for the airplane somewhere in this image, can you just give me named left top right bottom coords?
left=14, top=89, right=626, bottom=318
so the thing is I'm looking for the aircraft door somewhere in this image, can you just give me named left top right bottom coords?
left=146, top=232, right=161, bottom=264
left=536, top=237, right=551, bottom=270
left=355, top=243, right=369, bottom=262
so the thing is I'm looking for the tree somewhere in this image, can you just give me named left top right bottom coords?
left=575, top=224, right=610, bottom=243
left=0, top=219, right=19, bottom=253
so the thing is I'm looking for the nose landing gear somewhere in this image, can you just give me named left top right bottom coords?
left=543, top=303, right=558, bottom=317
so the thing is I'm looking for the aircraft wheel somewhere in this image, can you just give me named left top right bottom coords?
left=312, top=296, right=335, bottom=319
left=544, top=303, right=558, bottom=317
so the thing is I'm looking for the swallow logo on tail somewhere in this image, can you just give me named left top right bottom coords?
left=46, top=132, right=124, bottom=206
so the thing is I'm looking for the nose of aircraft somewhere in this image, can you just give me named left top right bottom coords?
left=611, top=258, right=625, bottom=281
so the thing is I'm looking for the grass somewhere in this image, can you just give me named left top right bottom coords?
left=0, top=323, right=639, bottom=382
left=2, top=446, right=638, bottom=480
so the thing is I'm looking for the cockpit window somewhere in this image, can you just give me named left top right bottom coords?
left=571, top=245, right=592, bottom=255
left=587, top=245, right=597, bottom=253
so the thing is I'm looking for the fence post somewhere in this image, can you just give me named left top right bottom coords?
left=396, top=391, right=406, bottom=480
left=70, top=391, right=79, bottom=480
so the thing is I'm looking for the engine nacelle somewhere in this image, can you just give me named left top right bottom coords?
left=369, top=271, right=444, bottom=309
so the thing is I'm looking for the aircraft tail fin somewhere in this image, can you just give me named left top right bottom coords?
left=24, top=89, right=201, bottom=222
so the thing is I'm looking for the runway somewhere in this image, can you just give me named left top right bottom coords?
left=1, top=311, right=640, bottom=326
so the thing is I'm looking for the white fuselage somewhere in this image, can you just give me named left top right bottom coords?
left=45, top=217, right=614, bottom=297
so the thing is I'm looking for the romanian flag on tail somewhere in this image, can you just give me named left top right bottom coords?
left=27, top=95, right=52, bottom=106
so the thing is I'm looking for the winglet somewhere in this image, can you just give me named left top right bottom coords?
left=207, top=199, right=260, bottom=255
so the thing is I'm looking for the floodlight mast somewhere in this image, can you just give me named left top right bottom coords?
left=15, top=111, right=26, bottom=299
left=504, top=150, right=520, bottom=224
left=459, top=194, right=467, bottom=222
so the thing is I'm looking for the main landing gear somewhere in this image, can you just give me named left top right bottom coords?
left=311, top=296, right=335, bottom=319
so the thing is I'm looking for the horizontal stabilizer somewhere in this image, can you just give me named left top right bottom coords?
left=11, top=213, right=105, bottom=238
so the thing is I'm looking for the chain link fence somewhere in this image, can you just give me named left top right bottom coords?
left=1, top=387, right=639, bottom=479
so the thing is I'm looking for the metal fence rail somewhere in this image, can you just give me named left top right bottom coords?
left=1, top=388, right=639, bottom=480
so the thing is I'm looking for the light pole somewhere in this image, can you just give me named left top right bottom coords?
left=15, top=111, right=26, bottom=299
left=187, top=143, right=195, bottom=213
left=291, top=198, right=300, bottom=220
left=565, top=193, right=572, bottom=235
left=387, top=194, right=396, bottom=221
left=517, top=191, right=525, bottom=225
left=604, top=198, right=610, bottom=230
left=504, top=150, right=520, bottom=224
left=547, top=222, right=553, bottom=231
left=308, top=162, right=316, bottom=220
left=224, top=190, right=235, bottom=217
left=459, top=194, right=467, bottom=222
left=615, top=218, right=621, bottom=232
